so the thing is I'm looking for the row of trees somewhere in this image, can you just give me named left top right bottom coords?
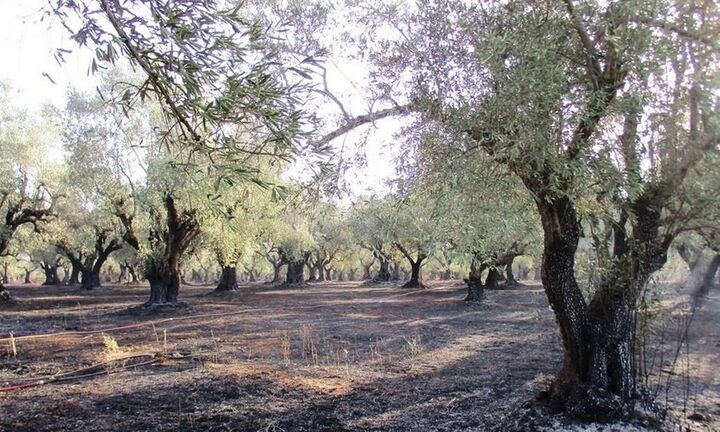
left=0, top=0, right=717, bottom=423
left=0, top=83, right=540, bottom=297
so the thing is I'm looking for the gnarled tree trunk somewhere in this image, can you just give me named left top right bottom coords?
left=464, top=258, right=485, bottom=302
left=285, top=259, right=306, bottom=285
left=144, top=195, right=200, bottom=306
left=215, top=265, right=239, bottom=292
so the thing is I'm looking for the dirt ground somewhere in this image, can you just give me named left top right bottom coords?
left=0, top=280, right=718, bottom=432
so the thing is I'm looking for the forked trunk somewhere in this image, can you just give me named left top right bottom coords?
left=401, top=260, right=426, bottom=288
left=537, top=196, right=667, bottom=421
left=215, top=266, right=239, bottom=292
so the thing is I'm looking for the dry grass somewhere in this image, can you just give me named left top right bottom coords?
left=0, top=280, right=717, bottom=431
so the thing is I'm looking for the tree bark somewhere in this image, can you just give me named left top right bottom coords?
left=391, top=261, right=401, bottom=281
left=42, top=263, right=61, bottom=286
left=23, top=269, right=33, bottom=284
left=374, top=259, right=391, bottom=281
left=693, top=253, right=720, bottom=307
left=401, top=260, right=426, bottom=288
left=285, top=259, right=306, bottom=285
left=146, top=261, right=181, bottom=305
left=465, top=259, right=485, bottom=302
left=348, top=269, right=356, bottom=281
left=215, top=265, right=239, bottom=292
left=271, top=262, right=282, bottom=284
left=0, top=283, right=11, bottom=303
left=1, top=262, right=9, bottom=284
left=505, top=258, right=518, bottom=287
left=484, top=267, right=501, bottom=289
left=144, top=195, right=200, bottom=306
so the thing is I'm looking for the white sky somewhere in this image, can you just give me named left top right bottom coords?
left=0, top=0, right=400, bottom=197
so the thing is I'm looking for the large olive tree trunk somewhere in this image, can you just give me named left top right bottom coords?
left=537, top=193, right=668, bottom=420
left=464, top=258, right=485, bottom=302
left=285, top=259, right=306, bottom=285
left=215, top=265, right=239, bottom=292
left=144, top=195, right=200, bottom=306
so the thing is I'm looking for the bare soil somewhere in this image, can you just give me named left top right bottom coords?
left=0, top=281, right=717, bottom=431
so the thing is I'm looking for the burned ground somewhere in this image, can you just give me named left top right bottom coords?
left=0, top=281, right=717, bottom=431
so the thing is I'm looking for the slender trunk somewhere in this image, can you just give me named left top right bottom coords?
left=348, top=269, right=356, bottom=281
left=271, top=262, right=282, bottom=284
left=23, top=269, right=32, bottom=284
left=325, top=268, right=332, bottom=281
left=215, top=266, right=239, bottom=292
left=317, top=263, right=325, bottom=281
left=68, top=263, right=80, bottom=285
left=117, top=265, right=127, bottom=283
left=2, top=262, right=9, bottom=284
left=694, top=253, right=720, bottom=307
left=401, top=257, right=426, bottom=289
left=505, top=259, right=518, bottom=287
left=534, top=264, right=542, bottom=281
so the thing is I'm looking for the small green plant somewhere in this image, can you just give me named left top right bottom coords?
left=103, top=334, right=120, bottom=354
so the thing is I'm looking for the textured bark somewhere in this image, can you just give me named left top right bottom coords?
left=694, top=253, right=720, bottom=307
left=484, top=268, right=501, bottom=289
left=401, top=260, right=426, bottom=288
left=284, top=259, right=306, bottom=285
left=464, top=260, right=485, bottom=302
left=41, top=263, right=61, bottom=286
left=144, top=195, right=200, bottom=306
left=374, top=259, right=391, bottom=281
left=505, top=259, right=518, bottom=287
left=215, top=266, right=239, bottom=292
left=271, top=262, right=282, bottom=284
left=348, top=269, right=356, bottom=281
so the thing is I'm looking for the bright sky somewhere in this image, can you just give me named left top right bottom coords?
left=0, top=0, right=97, bottom=107
left=0, top=0, right=400, bottom=197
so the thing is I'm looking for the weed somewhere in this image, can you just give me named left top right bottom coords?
left=103, top=334, right=120, bottom=355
